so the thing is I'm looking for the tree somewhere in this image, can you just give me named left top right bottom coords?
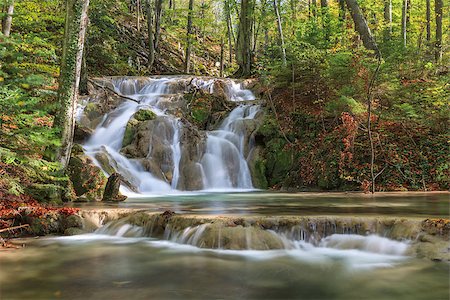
left=273, top=0, right=286, bottom=66
left=401, top=0, right=409, bottom=47
left=236, top=0, right=254, bottom=76
left=345, top=0, right=380, bottom=56
left=426, top=0, right=431, bottom=42
left=154, top=0, right=163, bottom=51
left=435, top=0, right=443, bottom=62
left=383, top=0, right=392, bottom=40
left=146, top=0, right=155, bottom=71
left=55, top=0, right=90, bottom=167
left=184, top=0, right=194, bottom=73
left=1, top=0, right=14, bottom=37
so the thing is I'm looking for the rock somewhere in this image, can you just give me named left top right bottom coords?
left=25, top=183, right=64, bottom=204
left=74, top=124, right=94, bottom=143
left=61, top=214, right=84, bottom=229
left=134, top=109, right=156, bottom=121
left=68, top=153, right=107, bottom=201
left=247, top=146, right=268, bottom=189
left=95, top=151, right=116, bottom=175
left=64, top=227, right=86, bottom=236
left=102, top=173, right=127, bottom=202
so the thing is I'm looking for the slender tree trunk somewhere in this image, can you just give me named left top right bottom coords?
left=184, top=0, right=194, bottom=73
left=220, top=37, right=224, bottom=77
left=146, top=0, right=155, bottom=71
left=345, top=0, right=380, bottom=56
left=311, top=0, right=317, bottom=18
left=383, top=0, right=392, bottom=39
left=1, top=0, right=14, bottom=37
left=426, top=0, right=431, bottom=42
left=435, top=0, right=443, bottom=62
left=154, top=0, right=163, bottom=51
left=236, top=0, right=253, bottom=76
left=338, top=0, right=345, bottom=22
left=273, top=0, right=286, bottom=66
left=225, top=0, right=234, bottom=63
left=137, top=0, right=141, bottom=31
left=56, top=0, right=90, bottom=167
left=402, top=0, right=408, bottom=47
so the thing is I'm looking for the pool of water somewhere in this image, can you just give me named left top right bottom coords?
left=75, top=192, right=449, bottom=217
left=2, top=192, right=449, bottom=299
left=0, top=234, right=448, bottom=300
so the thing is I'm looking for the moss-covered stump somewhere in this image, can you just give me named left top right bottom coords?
left=67, top=152, right=107, bottom=201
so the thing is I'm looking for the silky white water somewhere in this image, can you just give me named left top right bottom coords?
left=81, top=76, right=260, bottom=195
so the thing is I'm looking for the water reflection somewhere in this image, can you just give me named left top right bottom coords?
left=0, top=236, right=448, bottom=300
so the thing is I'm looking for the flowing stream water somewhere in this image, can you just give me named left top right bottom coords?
left=82, top=76, right=259, bottom=194
left=1, top=77, right=448, bottom=299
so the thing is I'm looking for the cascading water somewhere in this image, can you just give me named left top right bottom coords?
left=80, top=76, right=260, bottom=195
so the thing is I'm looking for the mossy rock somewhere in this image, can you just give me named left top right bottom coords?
left=247, top=146, right=268, bottom=189
left=64, top=227, right=86, bottom=236
left=122, top=118, right=140, bottom=147
left=68, top=154, right=107, bottom=201
left=25, top=183, right=64, bottom=205
left=134, top=109, right=156, bottom=121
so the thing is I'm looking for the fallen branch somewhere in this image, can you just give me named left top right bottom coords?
left=0, top=224, right=30, bottom=233
left=88, top=79, right=140, bottom=103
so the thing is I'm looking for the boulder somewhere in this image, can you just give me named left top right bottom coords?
left=247, top=146, right=268, bottom=189
left=68, top=153, right=107, bottom=201
left=102, top=173, right=127, bottom=202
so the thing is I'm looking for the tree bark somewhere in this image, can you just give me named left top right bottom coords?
left=338, top=0, right=345, bottom=23
left=1, top=0, right=14, bottom=37
left=225, top=0, right=234, bottom=63
left=184, top=0, right=194, bottom=73
left=56, top=0, right=90, bottom=168
left=401, top=0, right=408, bottom=47
left=383, top=0, right=392, bottom=39
left=273, top=0, right=286, bottom=66
left=345, top=0, right=380, bottom=56
left=311, top=0, right=317, bottom=18
left=154, top=0, right=163, bottom=51
left=236, top=0, right=254, bottom=76
left=220, top=37, right=224, bottom=77
left=435, top=0, right=443, bottom=62
left=146, top=0, right=155, bottom=71
left=426, top=0, right=431, bottom=42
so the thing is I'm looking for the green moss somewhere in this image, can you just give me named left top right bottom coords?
left=252, top=159, right=268, bottom=189
left=134, top=109, right=156, bottom=121
left=25, top=183, right=64, bottom=205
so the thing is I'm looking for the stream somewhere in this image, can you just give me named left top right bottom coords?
left=1, top=193, right=449, bottom=299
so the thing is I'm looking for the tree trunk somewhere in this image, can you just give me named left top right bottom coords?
left=435, top=0, right=443, bottom=62
left=184, top=0, right=194, bottom=73
left=225, top=0, right=234, bottom=63
left=401, top=0, right=408, bottom=47
left=137, top=0, right=141, bottom=31
left=320, top=0, right=327, bottom=8
left=273, top=0, right=286, bottom=66
left=345, top=0, right=380, bottom=56
left=426, top=0, right=431, bottom=42
left=1, top=0, right=14, bottom=37
left=338, top=0, right=345, bottom=22
left=146, top=0, right=155, bottom=71
left=383, top=0, right=392, bottom=39
left=220, top=37, right=224, bottom=77
left=56, top=0, right=90, bottom=168
left=154, top=0, right=163, bottom=51
left=236, top=0, right=253, bottom=76
left=311, top=0, right=317, bottom=18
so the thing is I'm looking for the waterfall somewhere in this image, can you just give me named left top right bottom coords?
left=80, top=76, right=260, bottom=195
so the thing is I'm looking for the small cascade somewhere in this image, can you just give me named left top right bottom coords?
left=80, top=76, right=261, bottom=194
left=92, top=214, right=411, bottom=256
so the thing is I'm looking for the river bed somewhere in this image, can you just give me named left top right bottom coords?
left=1, top=192, right=449, bottom=299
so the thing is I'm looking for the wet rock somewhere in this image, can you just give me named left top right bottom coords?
left=68, top=153, right=107, bottom=201
left=74, top=124, right=94, bottom=143
left=64, top=227, right=86, bottom=235
left=247, top=146, right=268, bottom=189
left=102, top=173, right=127, bottom=202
